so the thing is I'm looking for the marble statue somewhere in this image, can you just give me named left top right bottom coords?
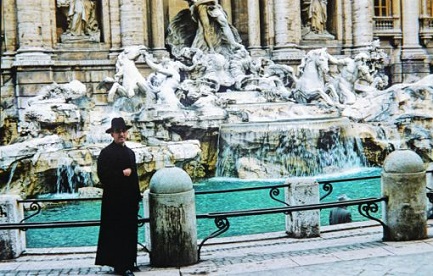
left=59, top=0, right=100, bottom=42
left=98, top=46, right=148, bottom=103
left=187, top=0, right=243, bottom=52
left=301, top=0, right=334, bottom=39
left=292, top=48, right=339, bottom=106
left=166, top=0, right=242, bottom=58
left=308, top=0, right=327, bottom=33
left=142, top=52, right=196, bottom=109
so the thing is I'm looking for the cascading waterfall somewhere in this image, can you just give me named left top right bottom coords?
left=55, top=163, right=93, bottom=194
left=216, top=117, right=367, bottom=178
left=56, top=164, right=76, bottom=193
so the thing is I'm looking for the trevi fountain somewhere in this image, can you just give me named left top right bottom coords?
left=0, top=1, right=432, bottom=198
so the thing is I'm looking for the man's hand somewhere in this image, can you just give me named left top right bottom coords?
left=123, top=168, right=132, bottom=176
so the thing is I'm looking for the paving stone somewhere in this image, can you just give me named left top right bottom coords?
left=1, top=223, right=432, bottom=275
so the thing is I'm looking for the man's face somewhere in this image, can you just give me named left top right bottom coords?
left=111, top=129, right=128, bottom=145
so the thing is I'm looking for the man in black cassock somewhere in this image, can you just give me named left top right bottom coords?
left=95, top=117, right=141, bottom=276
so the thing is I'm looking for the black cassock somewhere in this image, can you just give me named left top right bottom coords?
left=95, top=142, right=141, bottom=270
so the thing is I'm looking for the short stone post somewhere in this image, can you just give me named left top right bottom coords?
left=148, top=166, right=198, bottom=267
left=285, top=177, right=320, bottom=238
left=382, top=149, right=427, bottom=241
left=0, top=195, right=26, bottom=260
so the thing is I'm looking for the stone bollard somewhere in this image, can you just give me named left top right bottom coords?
left=285, top=177, right=320, bottom=238
left=382, top=149, right=427, bottom=241
left=0, top=195, right=26, bottom=260
left=148, top=166, right=198, bottom=267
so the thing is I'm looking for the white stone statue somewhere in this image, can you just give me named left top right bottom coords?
left=308, top=0, right=327, bottom=33
left=61, top=0, right=100, bottom=42
left=187, top=0, right=243, bottom=52
left=292, top=48, right=339, bottom=106
left=166, top=1, right=243, bottom=59
left=142, top=52, right=196, bottom=109
left=301, top=0, right=334, bottom=39
left=98, top=46, right=148, bottom=103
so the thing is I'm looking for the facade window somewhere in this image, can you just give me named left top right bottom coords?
left=374, top=0, right=392, bottom=17
left=374, top=0, right=395, bottom=30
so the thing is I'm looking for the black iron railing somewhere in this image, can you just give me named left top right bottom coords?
left=0, top=170, right=432, bottom=260
left=195, top=196, right=388, bottom=259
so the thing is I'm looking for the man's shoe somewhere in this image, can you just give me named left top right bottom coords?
left=123, top=270, right=135, bottom=276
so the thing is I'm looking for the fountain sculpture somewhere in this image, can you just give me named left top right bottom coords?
left=0, top=3, right=432, bottom=198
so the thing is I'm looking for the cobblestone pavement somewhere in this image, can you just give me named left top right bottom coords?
left=1, top=221, right=432, bottom=275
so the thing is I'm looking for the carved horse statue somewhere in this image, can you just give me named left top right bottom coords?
left=292, top=48, right=338, bottom=106
left=97, top=45, right=148, bottom=102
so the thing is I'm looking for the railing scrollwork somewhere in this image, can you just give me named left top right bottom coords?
left=269, top=187, right=290, bottom=214
left=197, top=216, right=230, bottom=260
left=320, top=182, right=333, bottom=201
left=358, top=199, right=389, bottom=240
left=19, top=202, right=42, bottom=231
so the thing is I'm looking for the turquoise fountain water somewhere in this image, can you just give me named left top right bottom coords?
left=25, top=167, right=380, bottom=248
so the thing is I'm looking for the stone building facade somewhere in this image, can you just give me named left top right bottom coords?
left=1, top=0, right=433, bottom=135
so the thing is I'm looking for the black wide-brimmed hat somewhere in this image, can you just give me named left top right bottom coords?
left=105, top=117, right=132, bottom=133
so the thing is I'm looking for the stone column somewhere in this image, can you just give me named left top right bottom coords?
left=247, top=0, right=261, bottom=54
left=352, top=0, right=373, bottom=50
left=0, top=195, right=25, bottom=260
left=261, top=0, right=275, bottom=50
left=382, top=150, right=427, bottom=241
left=149, top=166, right=198, bottom=267
left=15, top=0, right=52, bottom=61
left=272, top=0, right=303, bottom=62
left=401, top=0, right=421, bottom=49
left=119, top=0, right=145, bottom=47
left=399, top=0, right=428, bottom=80
left=341, top=0, right=353, bottom=54
left=1, top=0, right=18, bottom=53
left=150, top=0, right=167, bottom=55
left=285, top=178, right=320, bottom=238
left=273, top=0, right=301, bottom=47
left=16, top=0, right=43, bottom=50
